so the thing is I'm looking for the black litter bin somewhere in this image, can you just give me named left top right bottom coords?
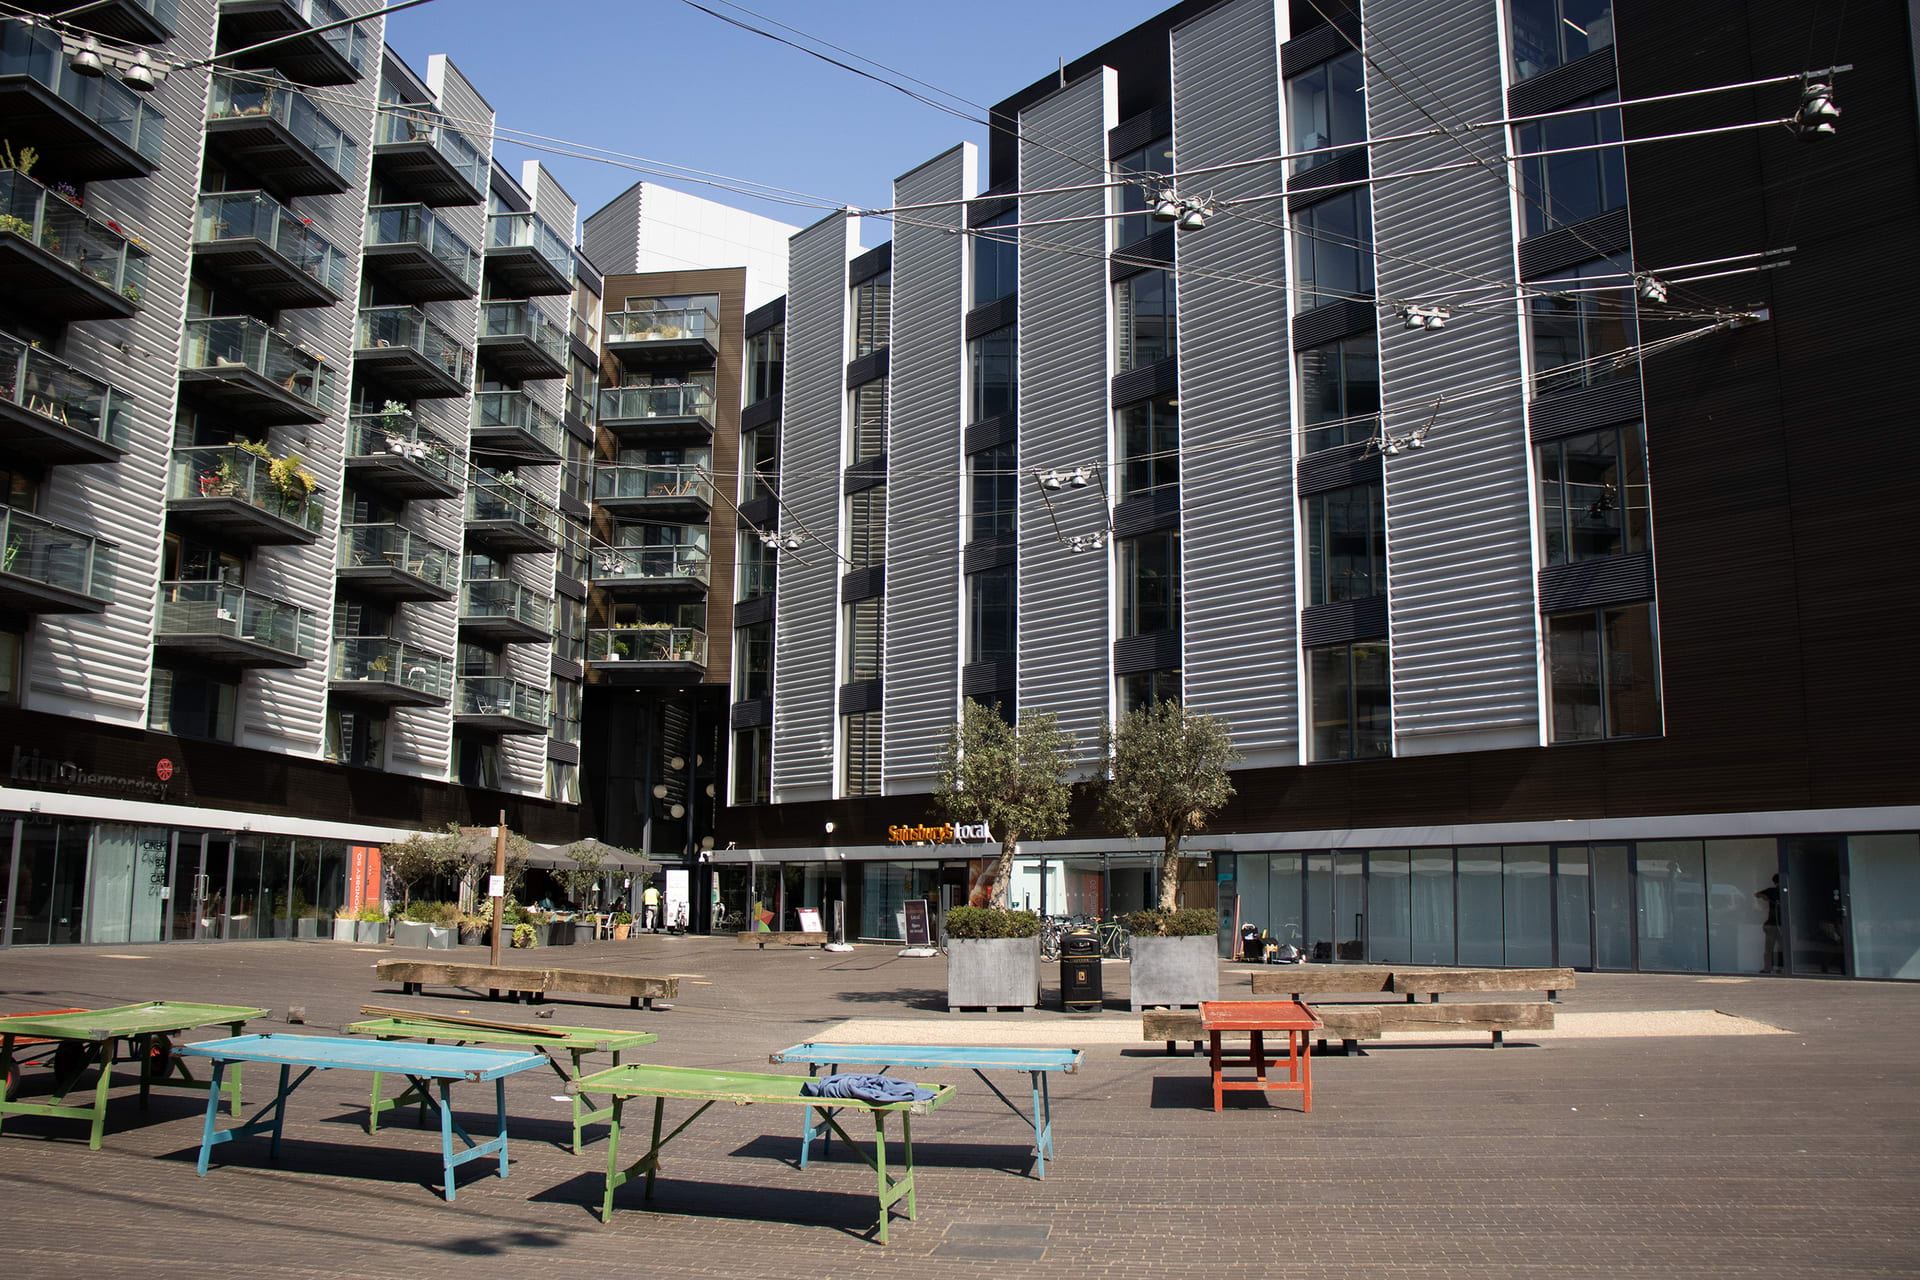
left=1060, top=928, right=1103, bottom=1011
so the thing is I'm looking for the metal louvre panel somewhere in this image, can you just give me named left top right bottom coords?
left=581, top=185, right=642, bottom=277
left=771, top=213, right=860, bottom=800
left=1016, top=70, right=1118, bottom=745
left=1171, top=0, right=1298, bottom=762
left=882, top=143, right=971, bottom=793
left=1366, top=0, right=1540, bottom=750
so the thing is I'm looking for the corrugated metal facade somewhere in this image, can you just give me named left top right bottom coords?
left=771, top=213, right=859, bottom=800
left=882, top=145, right=973, bottom=793
left=1171, top=0, right=1300, bottom=766
left=1015, top=70, right=1118, bottom=749
left=581, top=184, right=641, bottom=277
left=1365, top=0, right=1542, bottom=753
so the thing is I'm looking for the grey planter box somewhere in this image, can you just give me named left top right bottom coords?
left=354, top=920, right=386, bottom=945
left=947, top=935, right=1041, bottom=1011
left=296, top=917, right=322, bottom=940
left=332, top=919, right=355, bottom=942
left=458, top=927, right=484, bottom=947
left=1128, top=934, right=1220, bottom=1011
left=392, top=920, right=432, bottom=948
left=568, top=922, right=597, bottom=947
left=425, top=924, right=455, bottom=950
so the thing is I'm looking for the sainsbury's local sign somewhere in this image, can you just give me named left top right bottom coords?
left=887, top=821, right=993, bottom=845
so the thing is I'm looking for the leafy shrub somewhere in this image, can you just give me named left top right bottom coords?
left=354, top=905, right=387, bottom=924
left=402, top=900, right=460, bottom=926
left=613, top=910, right=633, bottom=926
left=1124, top=907, right=1218, bottom=938
left=944, top=906, right=1041, bottom=939
left=511, top=922, right=537, bottom=948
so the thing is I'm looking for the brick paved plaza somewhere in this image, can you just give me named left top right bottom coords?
left=2, top=938, right=1916, bottom=1278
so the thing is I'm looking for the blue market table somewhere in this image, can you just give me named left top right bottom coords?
left=767, top=1042, right=1082, bottom=1178
left=179, top=1034, right=547, bottom=1202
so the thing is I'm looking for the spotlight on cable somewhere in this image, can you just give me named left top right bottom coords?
left=1150, top=192, right=1181, bottom=223
left=68, top=36, right=105, bottom=77
left=1068, top=467, right=1092, bottom=487
left=1424, top=309, right=1448, bottom=330
left=1636, top=274, right=1669, bottom=304
left=1039, top=469, right=1065, bottom=490
left=1404, top=308, right=1427, bottom=330
left=781, top=534, right=803, bottom=551
left=123, top=50, right=158, bottom=92
left=1176, top=206, right=1207, bottom=231
left=1793, top=81, right=1839, bottom=138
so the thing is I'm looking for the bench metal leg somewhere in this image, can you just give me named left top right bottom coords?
left=1491, top=1030, right=1504, bottom=1048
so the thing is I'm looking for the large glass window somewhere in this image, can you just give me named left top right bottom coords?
left=742, top=423, right=778, bottom=501
left=149, top=667, right=237, bottom=742
left=972, top=210, right=1017, bottom=307
left=734, top=620, right=773, bottom=700
left=1702, top=837, right=1781, bottom=974
left=1537, top=422, right=1649, bottom=564
left=1531, top=256, right=1638, bottom=395
left=968, top=565, right=1016, bottom=664
left=1517, top=92, right=1626, bottom=236
left=1304, top=481, right=1385, bottom=604
left=1292, top=190, right=1374, bottom=312
left=1511, top=0, right=1614, bottom=81
left=842, top=710, right=881, bottom=796
left=1119, top=668, right=1182, bottom=716
left=1120, top=530, right=1181, bottom=637
left=1287, top=48, right=1366, bottom=174
left=325, top=704, right=386, bottom=767
left=1113, top=137, right=1174, bottom=247
left=732, top=727, right=771, bottom=805
left=969, top=443, right=1016, bottom=542
left=1848, top=834, right=1920, bottom=980
left=1308, top=640, right=1390, bottom=761
left=738, top=534, right=775, bottom=600
left=549, top=677, right=581, bottom=746
left=1503, top=845, right=1553, bottom=966
left=848, top=379, right=887, bottom=464
left=1114, top=270, right=1175, bottom=373
left=846, top=485, right=885, bottom=569
left=1118, top=393, right=1179, bottom=497
left=1411, top=849, right=1456, bottom=964
left=552, top=593, right=583, bottom=664
left=969, top=326, right=1016, bottom=421
left=1636, top=839, right=1709, bottom=971
left=852, top=271, right=890, bottom=358
left=1298, top=331, right=1380, bottom=453
left=746, top=326, right=783, bottom=404
left=1546, top=601, right=1661, bottom=741
left=844, top=598, right=881, bottom=682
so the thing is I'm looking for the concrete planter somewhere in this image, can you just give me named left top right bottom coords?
left=425, top=924, right=455, bottom=950
left=458, top=926, right=484, bottom=946
left=946, top=935, right=1041, bottom=1011
left=332, top=919, right=355, bottom=942
left=392, top=920, right=432, bottom=948
left=354, top=920, right=386, bottom=945
left=1128, top=934, right=1220, bottom=1012
left=295, top=917, right=322, bottom=940
left=568, top=922, right=597, bottom=947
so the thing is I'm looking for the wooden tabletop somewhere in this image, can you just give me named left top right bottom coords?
left=1199, top=1000, right=1323, bottom=1033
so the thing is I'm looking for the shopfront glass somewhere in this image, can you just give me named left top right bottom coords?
left=1503, top=846, right=1552, bottom=967
left=1702, top=838, right=1776, bottom=973
left=87, top=824, right=168, bottom=945
left=1784, top=838, right=1847, bottom=976
left=1847, top=834, right=1920, bottom=979
left=1554, top=845, right=1592, bottom=968
left=12, top=818, right=90, bottom=945
left=1411, top=849, right=1454, bottom=964
left=1637, top=841, right=1708, bottom=971
left=860, top=861, right=940, bottom=941
left=1367, top=848, right=1411, bottom=964
left=1591, top=843, right=1634, bottom=968
left=712, top=865, right=749, bottom=934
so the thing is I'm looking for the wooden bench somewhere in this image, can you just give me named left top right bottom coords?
left=1387, top=967, right=1574, bottom=1002
left=737, top=930, right=828, bottom=949
left=376, top=960, right=678, bottom=1010
left=1146, top=1006, right=1384, bottom=1056
left=1146, top=1000, right=1552, bottom=1053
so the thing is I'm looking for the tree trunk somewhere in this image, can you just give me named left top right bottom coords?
left=1158, top=834, right=1181, bottom=911
left=991, top=836, right=1018, bottom=909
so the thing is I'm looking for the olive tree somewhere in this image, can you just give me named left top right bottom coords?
left=1100, top=700, right=1238, bottom=911
left=382, top=828, right=457, bottom=907
left=932, top=700, right=1077, bottom=909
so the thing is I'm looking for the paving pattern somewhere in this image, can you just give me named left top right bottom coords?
left=1, top=937, right=1916, bottom=1278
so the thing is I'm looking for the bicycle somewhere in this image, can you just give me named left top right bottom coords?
left=1097, top=917, right=1130, bottom=960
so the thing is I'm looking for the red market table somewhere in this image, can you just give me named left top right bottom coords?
left=1199, top=999, right=1323, bottom=1114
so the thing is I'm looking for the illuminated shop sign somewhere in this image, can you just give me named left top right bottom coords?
left=887, top=821, right=993, bottom=845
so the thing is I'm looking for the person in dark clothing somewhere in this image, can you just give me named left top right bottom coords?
left=1756, top=875, right=1784, bottom=974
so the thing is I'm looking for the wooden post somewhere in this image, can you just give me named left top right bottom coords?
left=488, top=811, right=507, bottom=967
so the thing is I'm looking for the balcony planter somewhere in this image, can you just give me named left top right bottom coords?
left=1124, top=910, right=1223, bottom=1012
left=391, top=919, right=431, bottom=948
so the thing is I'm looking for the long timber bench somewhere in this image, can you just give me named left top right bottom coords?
left=737, top=931, right=828, bottom=949
left=376, top=960, right=678, bottom=1010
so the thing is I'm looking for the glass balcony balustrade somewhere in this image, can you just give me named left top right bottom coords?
left=472, top=390, right=565, bottom=455
left=195, top=189, right=346, bottom=297
left=180, top=316, right=335, bottom=415
left=156, top=579, right=314, bottom=658
left=337, top=522, right=453, bottom=589
left=363, top=203, right=479, bottom=289
left=478, top=299, right=566, bottom=362
left=0, top=168, right=151, bottom=303
left=373, top=104, right=487, bottom=195
left=455, top=675, right=547, bottom=723
left=0, top=506, right=114, bottom=600
left=485, top=210, right=572, bottom=281
left=590, top=540, right=710, bottom=587
left=595, top=384, right=714, bottom=425
left=345, top=411, right=459, bottom=488
left=0, top=19, right=167, bottom=168
left=356, top=304, right=473, bottom=383
left=465, top=481, right=558, bottom=538
left=587, top=627, right=707, bottom=666
left=219, top=0, right=370, bottom=76
left=207, top=72, right=357, bottom=189
left=593, top=463, right=712, bottom=506
left=0, top=329, right=132, bottom=451
left=330, top=635, right=449, bottom=699
left=460, top=577, right=549, bottom=628
left=169, top=443, right=324, bottom=534
left=604, top=305, right=719, bottom=346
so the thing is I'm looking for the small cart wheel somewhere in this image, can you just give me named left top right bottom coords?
left=3, top=1063, right=19, bottom=1102
left=146, top=1033, right=173, bottom=1080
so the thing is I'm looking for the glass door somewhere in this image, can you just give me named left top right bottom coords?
left=1333, top=851, right=1365, bottom=960
left=1784, top=838, right=1849, bottom=976
left=1304, top=853, right=1333, bottom=961
left=1591, top=843, right=1634, bottom=969
left=200, top=836, right=234, bottom=940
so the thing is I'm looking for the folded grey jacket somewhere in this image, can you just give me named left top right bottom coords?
left=799, top=1073, right=936, bottom=1104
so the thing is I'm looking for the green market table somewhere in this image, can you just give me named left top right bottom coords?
left=345, top=1008, right=657, bottom=1152
left=569, top=1063, right=953, bottom=1244
left=0, top=1002, right=264, bottom=1149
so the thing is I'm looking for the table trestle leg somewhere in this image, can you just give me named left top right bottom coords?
left=813, top=1107, right=914, bottom=1246
left=599, top=1096, right=717, bottom=1222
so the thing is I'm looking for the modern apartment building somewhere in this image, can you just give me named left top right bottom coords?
left=710, top=0, right=1920, bottom=980
left=0, top=0, right=596, bottom=946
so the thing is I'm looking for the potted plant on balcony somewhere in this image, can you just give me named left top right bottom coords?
left=270, top=450, right=316, bottom=515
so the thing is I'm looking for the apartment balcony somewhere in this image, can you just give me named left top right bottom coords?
left=477, top=300, right=566, bottom=381
left=593, top=464, right=712, bottom=518
left=0, top=506, right=113, bottom=615
left=0, top=20, right=165, bottom=180
left=458, top=578, right=551, bottom=645
left=355, top=305, right=473, bottom=399
left=14, top=0, right=178, bottom=44
left=596, top=384, right=714, bottom=445
left=0, top=170, right=150, bottom=322
left=372, top=105, right=486, bottom=208
left=193, top=190, right=345, bottom=309
left=453, top=675, right=548, bottom=735
left=590, top=541, right=710, bottom=595
left=464, top=482, right=557, bottom=555
left=343, top=412, right=461, bottom=501
left=217, top=0, right=369, bottom=87
left=586, top=626, right=707, bottom=679
left=604, top=305, right=719, bottom=366
left=178, top=315, right=334, bottom=426
left=483, top=211, right=571, bottom=296
left=361, top=202, right=479, bottom=302
left=167, top=444, right=323, bottom=546
left=471, top=390, right=564, bottom=463
left=205, top=72, right=358, bottom=199
left=336, top=522, right=455, bottom=602
left=0, top=330, right=132, bottom=463
left=328, top=636, right=449, bottom=708
left=154, top=579, right=314, bottom=670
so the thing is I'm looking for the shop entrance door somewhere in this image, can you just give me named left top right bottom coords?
left=175, top=836, right=234, bottom=941
left=1784, top=838, right=1850, bottom=977
left=1333, top=851, right=1365, bottom=961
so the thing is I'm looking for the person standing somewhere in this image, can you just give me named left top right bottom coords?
left=642, top=881, right=661, bottom=933
left=1756, top=875, right=1784, bottom=973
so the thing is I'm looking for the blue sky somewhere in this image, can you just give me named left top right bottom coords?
left=382, top=0, right=1173, bottom=233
